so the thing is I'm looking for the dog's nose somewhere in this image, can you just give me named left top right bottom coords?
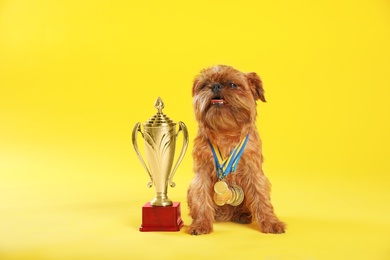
left=211, top=83, right=223, bottom=93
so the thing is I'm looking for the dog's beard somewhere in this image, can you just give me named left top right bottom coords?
left=193, top=92, right=255, bottom=135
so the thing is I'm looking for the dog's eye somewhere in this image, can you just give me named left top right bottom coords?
left=200, top=81, right=210, bottom=90
left=229, top=83, right=237, bottom=88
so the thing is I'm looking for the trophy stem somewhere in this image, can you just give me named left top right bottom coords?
left=150, top=192, right=173, bottom=207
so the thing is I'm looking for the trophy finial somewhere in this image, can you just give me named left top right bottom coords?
left=154, top=97, right=164, bottom=114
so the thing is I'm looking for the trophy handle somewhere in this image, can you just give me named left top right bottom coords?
left=168, top=121, right=189, bottom=188
left=132, top=122, right=153, bottom=188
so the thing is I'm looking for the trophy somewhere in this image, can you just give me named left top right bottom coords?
left=132, top=97, right=189, bottom=231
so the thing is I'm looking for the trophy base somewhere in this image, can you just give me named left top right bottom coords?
left=140, top=202, right=184, bottom=232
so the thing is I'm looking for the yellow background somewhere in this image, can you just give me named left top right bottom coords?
left=1, top=0, right=390, bottom=259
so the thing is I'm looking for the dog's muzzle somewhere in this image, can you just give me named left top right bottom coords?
left=211, top=83, right=225, bottom=105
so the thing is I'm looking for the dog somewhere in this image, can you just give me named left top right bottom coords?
left=187, top=65, right=286, bottom=235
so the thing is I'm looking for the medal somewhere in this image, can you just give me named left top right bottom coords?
left=229, top=185, right=244, bottom=206
left=220, top=188, right=232, bottom=201
left=213, top=193, right=226, bottom=206
left=226, top=187, right=236, bottom=204
left=214, top=180, right=229, bottom=194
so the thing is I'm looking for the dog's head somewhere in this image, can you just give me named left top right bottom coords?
left=192, top=65, right=265, bottom=134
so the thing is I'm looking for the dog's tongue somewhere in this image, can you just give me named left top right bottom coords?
left=211, top=99, right=225, bottom=105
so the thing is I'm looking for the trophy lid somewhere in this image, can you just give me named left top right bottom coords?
left=144, top=97, right=175, bottom=127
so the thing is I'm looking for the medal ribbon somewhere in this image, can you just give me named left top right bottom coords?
left=209, top=134, right=249, bottom=179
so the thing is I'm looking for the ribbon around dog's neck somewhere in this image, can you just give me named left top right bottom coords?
left=209, top=134, right=249, bottom=180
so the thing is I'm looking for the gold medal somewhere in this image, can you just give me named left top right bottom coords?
left=213, top=193, right=226, bottom=206
left=220, top=188, right=232, bottom=201
left=213, top=188, right=232, bottom=206
left=229, top=185, right=244, bottom=206
left=214, top=180, right=229, bottom=194
left=226, top=187, right=236, bottom=204
left=236, top=186, right=244, bottom=206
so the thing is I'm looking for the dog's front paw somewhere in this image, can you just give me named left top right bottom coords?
left=261, top=220, right=286, bottom=234
left=188, top=223, right=213, bottom=235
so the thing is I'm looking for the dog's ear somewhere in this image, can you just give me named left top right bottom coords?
left=246, top=72, right=266, bottom=102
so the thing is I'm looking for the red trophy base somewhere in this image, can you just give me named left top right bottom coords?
left=139, top=202, right=184, bottom=232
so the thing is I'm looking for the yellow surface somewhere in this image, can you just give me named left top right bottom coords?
left=1, top=0, right=390, bottom=259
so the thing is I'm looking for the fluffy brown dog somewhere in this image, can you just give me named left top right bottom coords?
left=187, top=65, right=286, bottom=235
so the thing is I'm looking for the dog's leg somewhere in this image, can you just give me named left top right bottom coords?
left=187, top=173, right=215, bottom=235
left=243, top=170, right=286, bottom=233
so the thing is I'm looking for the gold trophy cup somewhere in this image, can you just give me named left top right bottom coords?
left=132, top=98, right=188, bottom=231
left=132, top=97, right=188, bottom=231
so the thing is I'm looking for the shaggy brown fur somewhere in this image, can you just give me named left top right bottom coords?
left=187, top=65, right=286, bottom=235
